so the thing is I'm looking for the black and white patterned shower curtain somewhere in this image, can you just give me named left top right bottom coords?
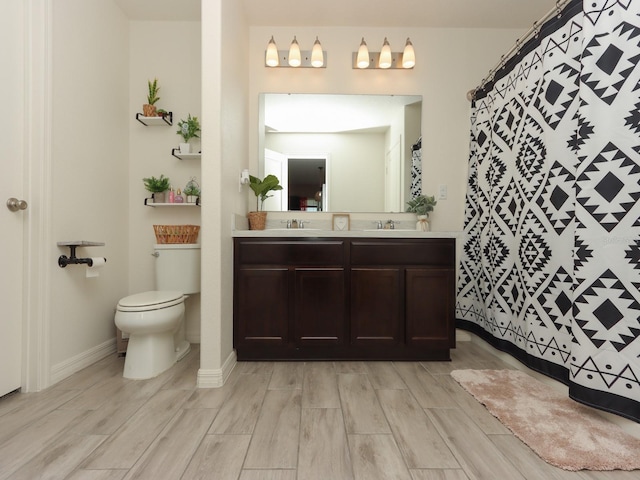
left=456, top=0, right=640, bottom=422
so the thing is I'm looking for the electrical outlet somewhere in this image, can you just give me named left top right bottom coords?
left=439, top=184, right=448, bottom=200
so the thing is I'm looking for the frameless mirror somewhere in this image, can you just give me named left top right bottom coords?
left=258, top=93, right=422, bottom=212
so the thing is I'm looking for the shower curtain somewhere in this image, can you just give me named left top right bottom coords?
left=456, top=0, right=640, bottom=422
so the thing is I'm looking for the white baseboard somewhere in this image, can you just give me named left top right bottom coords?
left=197, top=349, right=237, bottom=388
left=50, top=338, right=116, bottom=385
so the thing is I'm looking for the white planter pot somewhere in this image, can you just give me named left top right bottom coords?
left=179, top=143, right=191, bottom=154
left=416, top=215, right=430, bottom=232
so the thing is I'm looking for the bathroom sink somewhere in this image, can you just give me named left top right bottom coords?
left=266, top=228, right=322, bottom=231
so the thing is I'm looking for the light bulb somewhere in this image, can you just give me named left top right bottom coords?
left=288, top=36, right=301, bottom=67
left=379, top=37, right=392, bottom=69
left=356, top=38, right=370, bottom=69
left=311, top=36, right=324, bottom=67
left=402, top=38, right=415, bottom=68
left=265, top=36, right=279, bottom=67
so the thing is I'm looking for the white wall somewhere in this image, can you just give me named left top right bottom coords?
left=248, top=27, right=525, bottom=231
left=265, top=131, right=386, bottom=212
left=50, top=0, right=130, bottom=370
left=199, top=0, right=249, bottom=385
left=128, top=21, right=202, bottom=341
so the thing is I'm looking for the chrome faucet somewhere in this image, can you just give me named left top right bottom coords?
left=299, top=220, right=309, bottom=229
left=376, top=220, right=383, bottom=229
left=386, top=219, right=395, bottom=230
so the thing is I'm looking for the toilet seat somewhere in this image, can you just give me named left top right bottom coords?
left=117, top=291, right=184, bottom=313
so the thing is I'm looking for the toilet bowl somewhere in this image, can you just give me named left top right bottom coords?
left=115, top=244, right=200, bottom=379
left=115, top=291, right=185, bottom=379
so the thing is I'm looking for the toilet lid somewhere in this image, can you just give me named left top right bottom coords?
left=117, top=291, right=184, bottom=312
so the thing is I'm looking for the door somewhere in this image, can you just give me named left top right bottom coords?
left=350, top=267, right=403, bottom=346
left=263, top=148, right=287, bottom=211
left=0, top=0, right=25, bottom=396
left=385, top=137, right=402, bottom=212
left=294, top=268, right=345, bottom=346
left=405, top=268, right=455, bottom=348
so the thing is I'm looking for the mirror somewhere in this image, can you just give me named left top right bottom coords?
left=259, top=93, right=422, bottom=212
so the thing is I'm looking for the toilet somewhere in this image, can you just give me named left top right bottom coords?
left=115, top=244, right=200, bottom=379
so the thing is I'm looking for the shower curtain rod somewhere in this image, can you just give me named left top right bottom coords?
left=467, top=0, right=571, bottom=101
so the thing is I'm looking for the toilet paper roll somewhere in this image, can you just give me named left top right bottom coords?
left=86, top=257, right=106, bottom=278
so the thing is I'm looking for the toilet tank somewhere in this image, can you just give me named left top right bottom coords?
left=154, top=244, right=201, bottom=294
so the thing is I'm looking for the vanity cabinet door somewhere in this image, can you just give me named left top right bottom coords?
left=294, top=268, right=346, bottom=346
left=405, top=267, right=455, bottom=348
left=350, top=268, right=403, bottom=346
left=235, top=267, right=289, bottom=347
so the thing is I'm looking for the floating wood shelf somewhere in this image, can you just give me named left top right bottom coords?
left=135, top=112, right=173, bottom=126
left=171, top=148, right=201, bottom=160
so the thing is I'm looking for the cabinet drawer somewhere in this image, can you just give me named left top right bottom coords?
left=235, top=239, right=345, bottom=266
left=350, top=239, right=454, bottom=266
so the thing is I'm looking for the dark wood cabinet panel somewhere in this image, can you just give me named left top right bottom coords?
left=294, top=268, right=346, bottom=345
left=233, top=237, right=455, bottom=361
left=235, top=239, right=345, bottom=266
left=350, top=239, right=454, bottom=266
left=350, top=268, right=403, bottom=346
left=405, top=268, right=455, bottom=348
left=234, top=268, right=288, bottom=346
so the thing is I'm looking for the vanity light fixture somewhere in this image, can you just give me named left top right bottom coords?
left=311, top=37, right=324, bottom=68
left=353, top=37, right=416, bottom=69
left=402, top=38, right=415, bottom=68
left=288, top=36, right=301, bottom=67
left=379, top=38, right=392, bottom=68
left=356, top=38, right=370, bottom=68
left=265, top=36, right=279, bottom=67
left=264, top=35, right=327, bottom=68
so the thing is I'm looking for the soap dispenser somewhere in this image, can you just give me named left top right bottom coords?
left=168, top=186, right=175, bottom=203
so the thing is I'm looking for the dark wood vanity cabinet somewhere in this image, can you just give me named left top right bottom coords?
left=233, top=237, right=455, bottom=360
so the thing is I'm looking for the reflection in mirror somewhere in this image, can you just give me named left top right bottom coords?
left=259, top=93, right=422, bottom=212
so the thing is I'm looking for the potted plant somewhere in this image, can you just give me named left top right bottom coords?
left=176, top=114, right=201, bottom=154
left=247, top=174, right=283, bottom=230
left=406, top=194, right=437, bottom=231
left=143, top=174, right=170, bottom=203
left=183, top=184, right=200, bottom=203
left=143, top=78, right=160, bottom=117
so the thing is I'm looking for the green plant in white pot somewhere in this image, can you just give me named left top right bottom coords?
left=143, top=174, right=170, bottom=203
left=176, top=114, right=201, bottom=154
left=183, top=180, right=200, bottom=203
left=406, top=194, right=437, bottom=231
left=247, top=174, right=283, bottom=230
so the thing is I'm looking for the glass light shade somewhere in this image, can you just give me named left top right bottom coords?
left=288, top=36, right=301, bottom=67
left=379, top=37, right=392, bottom=69
left=356, top=38, right=370, bottom=69
left=402, top=38, right=415, bottom=68
left=311, top=37, right=324, bottom=67
left=265, top=36, right=279, bottom=67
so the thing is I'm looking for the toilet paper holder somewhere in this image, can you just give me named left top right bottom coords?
left=57, top=241, right=106, bottom=268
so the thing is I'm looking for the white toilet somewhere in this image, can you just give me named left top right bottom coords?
left=115, top=244, right=201, bottom=379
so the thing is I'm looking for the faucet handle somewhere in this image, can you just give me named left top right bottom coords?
left=376, top=220, right=383, bottom=229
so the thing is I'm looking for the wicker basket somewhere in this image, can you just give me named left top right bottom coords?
left=153, top=224, right=200, bottom=244
left=247, top=211, right=267, bottom=230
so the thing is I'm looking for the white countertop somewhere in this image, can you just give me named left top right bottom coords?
left=232, top=229, right=461, bottom=239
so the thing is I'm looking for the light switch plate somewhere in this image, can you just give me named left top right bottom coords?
left=439, top=184, right=448, bottom=200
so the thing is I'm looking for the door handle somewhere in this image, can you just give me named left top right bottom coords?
left=6, top=197, right=28, bottom=212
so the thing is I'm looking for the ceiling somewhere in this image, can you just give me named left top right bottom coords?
left=113, top=0, right=557, bottom=29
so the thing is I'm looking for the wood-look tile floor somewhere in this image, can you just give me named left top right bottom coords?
left=1, top=340, right=638, bottom=480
